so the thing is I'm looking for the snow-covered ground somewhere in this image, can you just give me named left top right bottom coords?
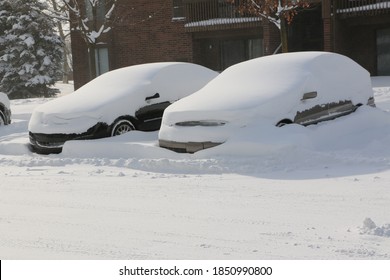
left=1, top=79, right=390, bottom=259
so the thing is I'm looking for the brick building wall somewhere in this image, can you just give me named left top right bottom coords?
left=112, top=0, right=193, bottom=67
left=334, top=19, right=387, bottom=76
left=322, top=0, right=390, bottom=75
left=71, top=0, right=193, bottom=89
left=77, top=1, right=390, bottom=89
left=192, top=35, right=221, bottom=71
left=70, top=32, right=90, bottom=90
left=322, top=0, right=332, bottom=52
left=322, top=18, right=332, bottom=52
left=191, top=27, right=264, bottom=71
left=262, top=21, right=281, bottom=55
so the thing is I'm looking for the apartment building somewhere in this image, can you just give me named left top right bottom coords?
left=323, top=0, right=390, bottom=76
left=70, top=0, right=390, bottom=89
left=71, top=0, right=285, bottom=88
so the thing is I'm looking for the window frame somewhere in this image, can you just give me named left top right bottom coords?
left=94, top=47, right=110, bottom=77
left=172, top=0, right=185, bottom=20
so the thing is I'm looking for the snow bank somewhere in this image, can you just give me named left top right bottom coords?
left=1, top=77, right=390, bottom=177
left=53, top=104, right=390, bottom=177
left=62, top=131, right=176, bottom=159
left=59, top=104, right=390, bottom=160
left=372, top=76, right=390, bottom=112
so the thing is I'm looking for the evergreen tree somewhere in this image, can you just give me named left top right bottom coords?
left=0, top=0, right=63, bottom=98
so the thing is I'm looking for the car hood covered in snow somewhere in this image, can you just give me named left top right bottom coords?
left=162, top=52, right=373, bottom=125
left=29, top=62, right=218, bottom=134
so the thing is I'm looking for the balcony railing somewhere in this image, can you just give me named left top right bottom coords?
left=336, top=0, right=390, bottom=17
left=182, top=0, right=261, bottom=32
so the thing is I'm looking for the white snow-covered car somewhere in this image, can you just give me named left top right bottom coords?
left=29, top=62, right=218, bottom=154
left=0, top=92, right=11, bottom=126
left=159, top=52, right=376, bottom=153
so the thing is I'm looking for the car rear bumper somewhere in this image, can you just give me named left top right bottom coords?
left=159, top=139, right=222, bottom=153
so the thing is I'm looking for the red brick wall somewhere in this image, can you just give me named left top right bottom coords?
left=321, top=0, right=390, bottom=75
left=333, top=13, right=390, bottom=75
left=192, top=37, right=221, bottom=70
left=263, top=21, right=281, bottom=55
left=71, top=0, right=193, bottom=89
left=322, top=18, right=332, bottom=52
left=112, top=0, right=193, bottom=66
left=191, top=28, right=263, bottom=71
left=335, top=22, right=378, bottom=75
left=70, top=32, right=90, bottom=90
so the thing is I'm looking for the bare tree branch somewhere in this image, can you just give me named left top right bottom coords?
left=61, top=0, right=117, bottom=45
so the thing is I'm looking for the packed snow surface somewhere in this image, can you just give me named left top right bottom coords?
left=1, top=78, right=390, bottom=259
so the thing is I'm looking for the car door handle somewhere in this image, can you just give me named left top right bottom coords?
left=301, top=91, right=317, bottom=100
left=145, top=93, right=160, bottom=101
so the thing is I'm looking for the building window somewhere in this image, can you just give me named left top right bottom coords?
left=248, top=38, right=263, bottom=59
left=95, top=47, right=109, bottom=76
left=221, top=38, right=263, bottom=70
left=377, top=27, right=390, bottom=75
left=173, top=0, right=184, bottom=19
left=85, top=0, right=106, bottom=21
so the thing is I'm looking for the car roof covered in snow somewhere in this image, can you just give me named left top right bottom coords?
left=33, top=62, right=218, bottom=116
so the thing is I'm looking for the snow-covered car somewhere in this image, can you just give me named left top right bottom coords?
left=159, top=52, right=376, bottom=153
left=29, top=62, right=218, bottom=154
left=0, top=92, right=11, bottom=126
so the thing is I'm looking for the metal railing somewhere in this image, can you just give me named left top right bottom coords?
left=336, top=0, right=390, bottom=17
left=182, top=0, right=261, bottom=32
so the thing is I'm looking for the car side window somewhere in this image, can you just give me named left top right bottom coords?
left=294, top=104, right=329, bottom=125
left=295, top=100, right=355, bottom=126
left=327, top=100, right=355, bottom=116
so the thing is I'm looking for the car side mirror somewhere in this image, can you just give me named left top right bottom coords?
left=301, top=91, right=317, bottom=100
left=145, top=93, right=160, bottom=101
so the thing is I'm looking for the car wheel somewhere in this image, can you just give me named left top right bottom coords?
left=111, top=119, right=135, bottom=136
left=0, top=111, right=5, bottom=126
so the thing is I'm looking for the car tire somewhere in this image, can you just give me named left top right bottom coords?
left=111, top=119, right=135, bottom=136
left=0, top=111, right=5, bottom=126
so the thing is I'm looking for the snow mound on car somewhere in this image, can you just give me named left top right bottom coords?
left=165, top=52, right=372, bottom=116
